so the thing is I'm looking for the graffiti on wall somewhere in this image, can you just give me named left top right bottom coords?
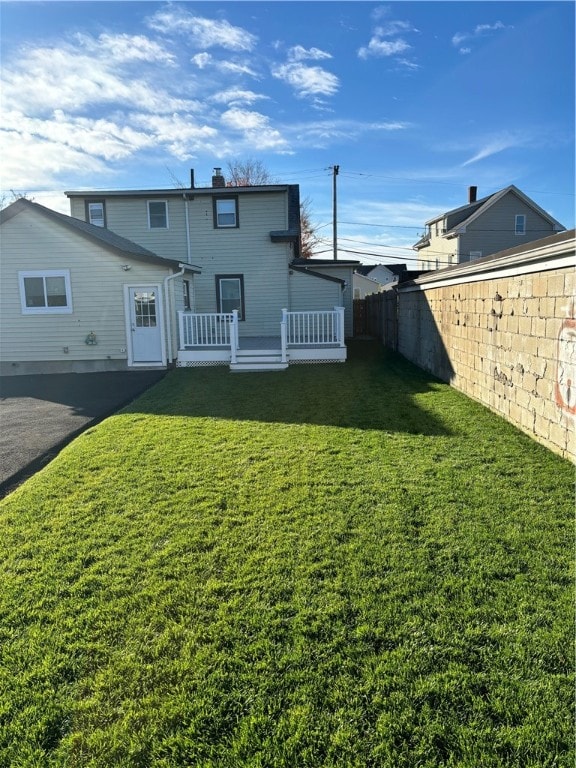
left=555, top=309, right=576, bottom=415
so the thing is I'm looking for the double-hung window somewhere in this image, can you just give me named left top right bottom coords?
left=19, top=270, right=73, bottom=314
left=515, top=214, right=526, bottom=235
left=86, top=200, right=106, bottom=227
left=213, top=197, right=238, bottom=228
left=148, top=200, right=168, bottom=229
left=216, top=274, right=245, bottom=319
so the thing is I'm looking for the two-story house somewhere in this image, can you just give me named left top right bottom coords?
left=413, top=185, right=566, bottom=270
left=0, top=169, right=357, bottom=375
left=66, top=169, right=358, bottom=371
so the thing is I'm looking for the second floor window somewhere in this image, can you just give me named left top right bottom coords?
left=86, top=201, right=105, bottom=227
left=515, top=214, right=526, bottom=235
left=214, top=197, right=238, bottom=228
left=148, top=201, right=168, bottom=229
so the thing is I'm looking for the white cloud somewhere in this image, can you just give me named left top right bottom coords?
left=459, top=47, right=472, bottom=55
left=2, top=43, right=196, bottom=115
left=192, top=52, right=212, bottom=69
left=359, top=38, right=411, bottom=59
left=3, top=109, right=154, bottom=160
left=452, top=20, right=513, bottom=49
left=272, top=63, right=339, bottom=98
left=461, top=136, right=523, bottom=166
left=358, top=12, right=418, bottom=63
left=288, top=45, right=332, bottom=62
left=1, top=129, right=107, bottom=190
left=289, top=118, right=407, bottom=148
left=220, top=108, right=289, bottom=151
left=191, top=52, right=258, bottom=78
left=130, top=114, right=219, bottom=160
left=211, top=89, right=269, bottom=106
left=375, top=21, right=418, bottom=37
left=146, top=7, right=257, bottom=51
left=78, top=32, right=177, bottom=65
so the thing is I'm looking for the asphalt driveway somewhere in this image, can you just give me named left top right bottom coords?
left=0, top=370, right=166, bottom=497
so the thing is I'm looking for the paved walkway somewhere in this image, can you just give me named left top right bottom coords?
left=0, top=370, right=166, bottom=497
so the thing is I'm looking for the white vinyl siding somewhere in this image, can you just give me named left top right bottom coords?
left=1, top=208, right=174, bottom=364
left=19, top=270, right=72, bottom=314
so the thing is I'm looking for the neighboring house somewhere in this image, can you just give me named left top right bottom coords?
left=0, top=198, right=198, bottom=375
left=413, top=185, right=566, bottom=270
left=353, top=264, right=407, bottom=298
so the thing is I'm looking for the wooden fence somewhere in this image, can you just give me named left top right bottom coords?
left=354, top=293, right=398, bottom=350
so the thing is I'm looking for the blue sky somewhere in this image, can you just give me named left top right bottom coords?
left=1, top=1, right=574, bottom=265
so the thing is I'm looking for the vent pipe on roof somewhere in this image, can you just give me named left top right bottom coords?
left=190, top=169, right=195, bottom=189
left=468, top=186, right=478, bottom=203
left=212, top=167, right=225, bottom=188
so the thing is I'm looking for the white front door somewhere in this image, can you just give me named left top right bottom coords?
left=127, top=286, right=164, bottom=364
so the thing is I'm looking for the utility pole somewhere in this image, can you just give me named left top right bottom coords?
left=331, top=164, right=339, bottom=260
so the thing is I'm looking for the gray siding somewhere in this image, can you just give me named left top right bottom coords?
left=458, top=192, right=558, bottom=260
left=302, top=264, right=354, bottom=337
left=71, top=196, right=190, bottom=263
left=289, top=271, right=341, bottom=311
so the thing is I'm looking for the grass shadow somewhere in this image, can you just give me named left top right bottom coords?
left=127, top=340, right=454, bottom=436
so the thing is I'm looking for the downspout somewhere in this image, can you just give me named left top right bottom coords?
left=164, top=267, right=186, bottom=364
left=183, top=194, right=192, bottom=264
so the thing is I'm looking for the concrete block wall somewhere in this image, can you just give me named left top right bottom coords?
left=397, top=264, right=575, bottom=462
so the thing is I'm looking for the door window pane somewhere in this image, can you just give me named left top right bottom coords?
left=134, top=291, right=157, bottom=327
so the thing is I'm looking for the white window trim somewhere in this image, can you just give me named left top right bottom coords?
left=87, top=201, right=105, bottom=227
left=147, top=200, right=169, bottom=229
left=515, top=214, right=526, bottom=235
left=214, top=198, right=238, bottom=228
left=19, top=270, right=73, bottom=314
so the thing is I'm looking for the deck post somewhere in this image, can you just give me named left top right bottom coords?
left=177, top=310, right=186, bottom=348
left=281, top=308, right=288, bottom=363
left=230, top=310, right=239, bottom=364
left=335, top=306, right=345, bottom=347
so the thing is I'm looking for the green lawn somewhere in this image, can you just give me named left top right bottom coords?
left=0, top=341, right=573, bottom=767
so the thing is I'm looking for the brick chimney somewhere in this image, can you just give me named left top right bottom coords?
left=212, top=167, right=225, bottom=188
left=468, top=185, right=478, bottom=203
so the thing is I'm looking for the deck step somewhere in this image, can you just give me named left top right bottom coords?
left=230, top=361, right=289, bottom=372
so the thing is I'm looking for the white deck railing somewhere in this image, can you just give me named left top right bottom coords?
left=282, top=307, right=345, bottom=347
left=178, top=311, right=239, bottom=350
left=178, top=307, right=344, bottom=365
